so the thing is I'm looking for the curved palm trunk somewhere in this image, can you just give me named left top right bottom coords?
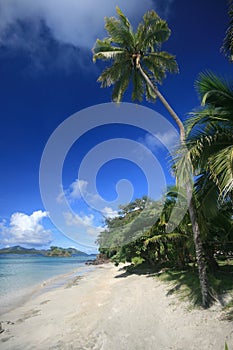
left=139, top=65, right=212, bottom=307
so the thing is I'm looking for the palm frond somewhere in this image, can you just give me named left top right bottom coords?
left=221, top=0, right=233, bottom=61
left=112, top=65, right=132, bottom=102
left=208, top=145, right=233, bottom=196
left=195, top=72, right=233, bottom=108
left=145, top=81, right=157, bottom=102
left=93, top=50, right=125, bottom=62
left=92, top=38, right=126, bottom=63
left=104, top=11, right=135, bottom=49
left=116, top=6, right=131, bottom=30
left=181, top=71, right=233, bottom=198
left=174, top=146, right=194, bottom=186
left=136, top=11, right=171, bottom=51
left=144, top=232, right=187, bottom=246
left=96, top=52, right=130, bottom=86
left=144, top=52, right=179, bottom=73
left=143, top=52, right=178, bottom=84
left=182, top=132, right=233, bottom=197
left=194, top=173, right=219, bottom=218
left=131, top=69, right=144, bottom=102
left=183, top=130, right=233, bottom=172
left=185, top=107, right=231, bottom=137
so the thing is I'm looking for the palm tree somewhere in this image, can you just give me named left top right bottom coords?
left=185, top=72, right=233, bottom=196
left=93, top=7, right=184, bottom=136
left=221, top=0, right=233, bottom=61
left=144, top=186, right=193, bottom=268
left=177, top=71, right=233, bottom=273
left=92, top=7, right=211, bottom=307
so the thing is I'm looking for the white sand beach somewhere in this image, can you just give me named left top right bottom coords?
left=0, top=263, right=232, bottom=350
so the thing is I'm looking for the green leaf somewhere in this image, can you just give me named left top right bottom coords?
left=116, top=6, right=131, bottom=30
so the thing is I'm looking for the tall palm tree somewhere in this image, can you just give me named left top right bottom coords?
left=92, top=7, right=211, bottom=307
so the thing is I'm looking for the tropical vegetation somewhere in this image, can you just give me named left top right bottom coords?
left=93, top=6, right=233, bottom=310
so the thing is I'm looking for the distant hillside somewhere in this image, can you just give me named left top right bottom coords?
left=0, top=245, right=89, bottom=256
left=46, top=246, right=88, bottom=257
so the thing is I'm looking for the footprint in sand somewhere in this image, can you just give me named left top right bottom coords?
left=40, top=299, right=51, bottom=305
left=16, top=309, right=41, bottom=324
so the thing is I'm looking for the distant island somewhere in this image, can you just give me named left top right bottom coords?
left=0, top=245, right=90, bottom=257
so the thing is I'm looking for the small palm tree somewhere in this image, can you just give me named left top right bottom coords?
left=144, top=186, right=193, bottom=268
left=93, top=7, right=211, bottom=307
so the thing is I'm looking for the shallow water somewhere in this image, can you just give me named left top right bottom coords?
left=0, top=254, right=95, bottom=315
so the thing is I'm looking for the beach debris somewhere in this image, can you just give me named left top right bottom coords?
left=40, top=299, right=50, bottom=305
left=65, top=275, right=83, bottom=288
left=0, top=322, right=5, bottom=334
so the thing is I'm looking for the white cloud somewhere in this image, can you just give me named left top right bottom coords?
left=0, top=210, right=52, bottom=247
left=57, top=180, right=119, bottom=237
left=57, top=178, right=105, bottom=208
left=140, top=130, right=179, bottom=152
left=57, top=179, right=89, bottom=204
left=158, top=0, right=175, bottom=18
left=57, top=179, right=120, bottom=221
left=86, top=226, right=103, bottom=237
left=69, top=179, right=88, bottom=200
left=56, top=189, right=66, bottom=204
left=64, top=211, right=94, bottom=227
left=0, top=0, right=154, bottom=48
left=0, top=0, right=175, bottom=71
left=102, top=207, right=118, bottom=219
left=64, top=211, right=102, bottom=237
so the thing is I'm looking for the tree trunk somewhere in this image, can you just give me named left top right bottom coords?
left=205, top=244, right=219, bottom=272
left=186, top=181, right=212, bottom=307
left=138, top=65, right=212, bottom=307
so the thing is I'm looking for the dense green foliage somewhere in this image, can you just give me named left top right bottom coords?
left=98, top=188, right=233, bottom=272
left=98, top=71, right=233, bottom=280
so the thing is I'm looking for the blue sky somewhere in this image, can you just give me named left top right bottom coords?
left=0, top=0, right=231, bottom=253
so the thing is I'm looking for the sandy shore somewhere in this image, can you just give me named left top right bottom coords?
left=0, top=263, right=232, bottom=350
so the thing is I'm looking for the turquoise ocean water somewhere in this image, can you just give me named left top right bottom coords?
left=0, top=254, right=95, bottom=315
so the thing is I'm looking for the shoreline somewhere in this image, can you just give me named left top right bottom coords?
left=0, top=263, right=233, bottom=349
left=0, top=263, right=96, bottom=317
